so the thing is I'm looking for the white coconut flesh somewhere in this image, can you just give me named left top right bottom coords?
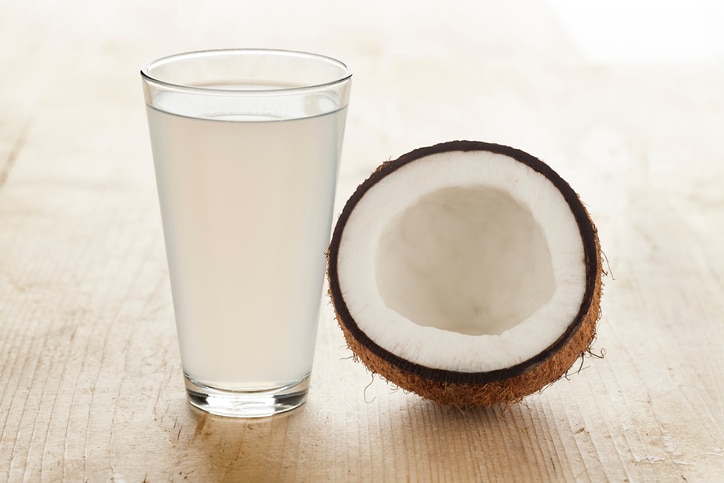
left=336, top=150, right=587, bottom=373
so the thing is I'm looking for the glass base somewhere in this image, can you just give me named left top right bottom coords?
left=184, top=374, right=310, bottom=418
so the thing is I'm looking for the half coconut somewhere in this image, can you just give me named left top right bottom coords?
left=327, top=140, right=602, bottom=408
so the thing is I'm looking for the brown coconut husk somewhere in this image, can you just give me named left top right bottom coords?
left=327, top=141, right=603, bottom=409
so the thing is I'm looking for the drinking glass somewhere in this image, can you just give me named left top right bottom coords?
left=141, top=49, right=352, bottom=417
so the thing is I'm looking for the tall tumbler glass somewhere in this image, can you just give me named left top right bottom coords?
left=141, top=49, right=352, bottom=417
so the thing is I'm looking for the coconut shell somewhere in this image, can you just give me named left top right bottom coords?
left=327, top=140, right=603, bottom=409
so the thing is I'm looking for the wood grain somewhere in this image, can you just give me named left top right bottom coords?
left=1, top=0, right=723, bottom=481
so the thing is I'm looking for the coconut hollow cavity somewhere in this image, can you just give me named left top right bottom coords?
left=327, top=141, right=602, bottom=408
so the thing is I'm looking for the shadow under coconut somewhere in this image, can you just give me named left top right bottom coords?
left=384, top=394, right=570, bottom=480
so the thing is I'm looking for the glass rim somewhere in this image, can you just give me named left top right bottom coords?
left=140, top=48, right=352, bottom=95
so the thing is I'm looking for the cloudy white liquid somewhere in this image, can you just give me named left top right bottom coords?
left=147, top=103, right=346, bottom=389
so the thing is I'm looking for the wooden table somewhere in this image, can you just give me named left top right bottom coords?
left=2, top=0, right=723, bottom=480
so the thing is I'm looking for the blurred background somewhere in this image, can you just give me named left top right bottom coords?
left=3, top=0, right=724, bottom=312
left=3, top=0, right=722, bottom=209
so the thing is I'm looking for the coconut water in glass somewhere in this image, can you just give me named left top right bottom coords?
left=141, top=49, right=352, bottom=417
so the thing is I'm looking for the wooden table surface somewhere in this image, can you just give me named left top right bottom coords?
left=2, top=0, right=723, bottom=481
